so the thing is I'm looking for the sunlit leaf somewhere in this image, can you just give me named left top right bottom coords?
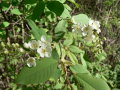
left=55, top=20, right=67, bottom=33
left=70, top=64, right=90, bottom=74
left=27, top=19, right=46, bottom=40
left=72, top=14, right=89, bottom=25
left=16, top=50, right=59, bottom=84
left=11, top=8, right=22, bottom=15
left=2, top=21, right=10, bottom=27
left=69, top=45, right=83, bottom=53
left=67, top=51, right=78, bottom=64
left=75, top=73, right=110, bottom=90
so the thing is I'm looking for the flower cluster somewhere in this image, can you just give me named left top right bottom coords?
left=24, top=35, right=52, bottom=67
left=72, top=18, right=101, bottom=42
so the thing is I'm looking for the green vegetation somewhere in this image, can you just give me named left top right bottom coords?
left=0, top=0, right=120, bottom=90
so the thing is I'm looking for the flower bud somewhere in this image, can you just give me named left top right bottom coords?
left=1, top=42, right=5, bottom=47
left=27, top=57, right=36, bottom=67
left=4, top=49, right=9, bottom=54
left=12, top=43, right=16, bottom=48
left=24, top=42, right=30, bottom=48
left=7, top=42, right=11, bottom=47
left=15, top=43, right=19, bottom=47
left=19, top=48, right=24, bottom=53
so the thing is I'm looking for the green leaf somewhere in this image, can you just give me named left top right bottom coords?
left=85, top=41, right=93, bottom=47
left=63, top=33, right=73, bottom=46
left=95, top=51, right=107, bottom=61
left=63, top=39, right=73, bottom=46
left=67, top=51, right=78, bottom=64
left=72, top=14, right=89, bottom=25
left=80, top=51, right=87, bottom=68
left=31, top=1, right=45, bottom=20
left=55, top=20, right=67, bottom=33
left=27, top=19, right=46, bottom=40
left=2, top=21, right=10, bottom=27
left=1, top=2, right=9, bottom=11
left=47, top=1, right=64, bottom=16
left=45, top=11, right=56, bottom=22
left=60, top=7, right=71, bottom=19
left=54, top=83, right=63, bottom=89
left=11, top=0, right=19, bottom=6
left=64, top=4, right=72, bottom=11
left=54, top=32, right=65, bottom=41
left=60, top=4, right=71, bottom=19
left=75, top=73, right=110, bottom=90
left=112, top=89, right=120, bottom=90
left=16, top=50, right=59, bottom=84
left=50, top=69, right=61, bottom=80
left=0, top=29, right=6, bottom=39
left=71, top=84, right=78, bottom=90
left=24, top=0, right=37, bottom=4
left=11, top=8, right=22, bottom=15
left=0, top=57, right=4, bottom=62
left=68, top=0, right=76, bottom=3
left=51, top=48, right=59, bottom=60
left=70, top=64, right=89, bottom=74
left=55, top=0, right=66, bottom=3
left=69, top=45, right=83, bottom=53
left=55, top=43, right=61, bottom=57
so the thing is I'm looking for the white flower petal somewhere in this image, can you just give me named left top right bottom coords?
left=97, top=29, right=101, bottom=34
left=37, top=46, right=52, bottom=58
left=45, top=52, right=51, bottom=57
left=89, top=19, right=94, bottom=25
left=41, top=35, right=46, bottom=42
left=89, top=19, right=100, bottom=31
left=24, top=42, right=30, bottom=48
left=37, top=47, right=46, bottom=58
left=82, top=32, right=87, bottom=36
left=92, top=35, right=96, bottom=39
left=29, top=40, right=40, bottom=49
left=72, top=23, right=82, bottom=34
left=37, top=48, right=42, bottom=54
left=19, top=48, right=24, bottom=52
left=40, top=52, right=45, bottom=58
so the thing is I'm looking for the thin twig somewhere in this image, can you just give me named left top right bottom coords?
left=5, top=5, right=12, bottom=14
left=22, top=21, right=25, bottom=43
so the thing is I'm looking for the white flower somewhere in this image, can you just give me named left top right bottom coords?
left=19, top=48, right=24, bottom=52
left=92, top=35, right=96, bottom=39
left=29, top=40, right=40, bottom=49
left=81, top=25, right=93, bottom=37
left=89, top=19, right=101, bottom=33
left=72, top=23, right=83, bottom=35
left=82, top=32, right=87, bottom=36
left=39, top=35, right=52, bottom=47
left=97, top=29, right=101, bottom=34
left=27, top=57, right=36, bottom=67
left=37, top=46, right=52, bottom=58
left=84, top=34, right=96, bottom=42
left=24, top=42, right=30, bottom=48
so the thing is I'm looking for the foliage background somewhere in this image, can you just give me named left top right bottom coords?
left=0, top=0, right=120, bottom=90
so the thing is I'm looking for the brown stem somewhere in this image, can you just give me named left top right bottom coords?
left=62, top=62, right=74, bottom=90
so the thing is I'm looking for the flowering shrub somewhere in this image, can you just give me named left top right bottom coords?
left=24, top=36, right=52, bottom=67
left=15, top=13, right=109, bottom=89
left=0, top=0, right=115, bottom=89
